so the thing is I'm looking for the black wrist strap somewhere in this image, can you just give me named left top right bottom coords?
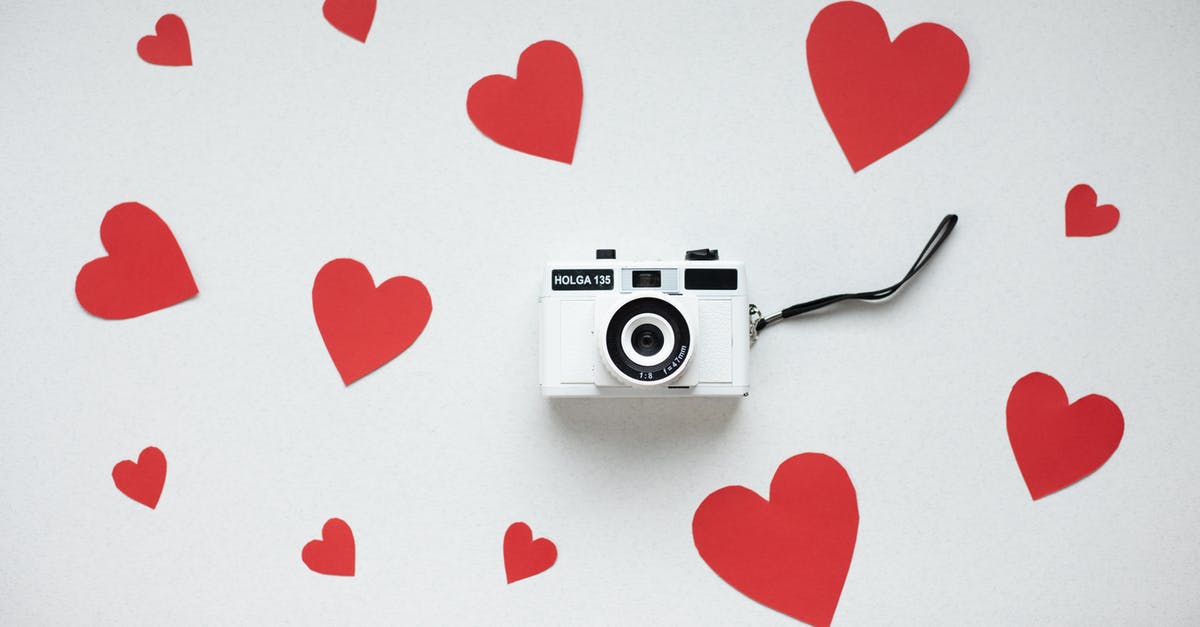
left=754, top=214, right=958, bottom=334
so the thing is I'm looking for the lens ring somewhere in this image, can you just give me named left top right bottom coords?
left=605, top=297, right=692, bottom=384
left=619, top=314, right=675, bottom=367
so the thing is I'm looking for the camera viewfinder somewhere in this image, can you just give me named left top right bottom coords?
left=632, top=270, right=662, bottom=288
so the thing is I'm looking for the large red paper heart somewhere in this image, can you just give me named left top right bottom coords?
left=323, top=0, right=376, bottom=43
left=302, top=518, right=355, bottom=576
left=112, top=446, right=167, bottom=509
left=693, top=453, right=858, bottom=627
left=75, top=202, right=198, bottom=320
left=467, top=40, right=582, bottom=164
left=1007, top=372, right=1124, bottom=500
left=1064, top=183, right=1120, bottom=237
left=807, top=1, right=969, bottom=171
left=137, top=14, right=192, bottom=66
left=312, top=258, right=432, bottom=385
left=503, top=522, right=557, bottom=584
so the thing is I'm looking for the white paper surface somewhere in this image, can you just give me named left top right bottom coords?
left=2, top=1, right=1199, bottom=624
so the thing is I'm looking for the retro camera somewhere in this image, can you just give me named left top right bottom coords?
left=539, top=249, right=750, bottom=397
left=536, top=216, right=959, bottom=398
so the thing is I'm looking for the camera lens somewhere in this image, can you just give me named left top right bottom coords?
left=632, top=323, right=664, bottom=356
left=602, top=297, right=693, bottom=385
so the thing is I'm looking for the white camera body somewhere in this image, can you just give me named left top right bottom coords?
left=539, top=251, right=750, bottom=397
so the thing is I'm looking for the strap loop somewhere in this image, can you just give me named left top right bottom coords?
left=754, top=214, right=958, bottom=333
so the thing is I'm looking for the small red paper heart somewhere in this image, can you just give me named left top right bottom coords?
left=1064, top=183, right=1120, bottom=237
left=312, top=258, right=432, bottom=385
left=807, top=1, right=969, bottom=171
left=1007, top=372, right=1124, bottom=500
left=693, top=453, right=858, bottom=627
left=302, top=518, right=355, bottom=576
left=137, top=14, right=192, bottom=66
left=75, top=202, right=198, bottom=320
left=323, top=0, right=376, bottom=43
left=112, top=446, right=167, bottom=509
left=467, top=40, right=582, bottom=164
left=504, top=522, right=557, bottom=584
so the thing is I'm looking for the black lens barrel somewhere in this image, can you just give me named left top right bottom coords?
left=604, top=297, right=691, bottom=383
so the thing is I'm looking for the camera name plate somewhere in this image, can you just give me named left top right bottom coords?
left=551, top=269, right=614, bottom=290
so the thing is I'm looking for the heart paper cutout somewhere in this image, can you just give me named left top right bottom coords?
left=1007, top=372, right=1124, bottom=500
left=75, top=202, right=198, bottom=320
left=137, top=14, right=192, bottom=66
left=693, top=453, right=858, bottom=627
left=323, top=0, right=376, bottom=43
left=467, top=40, right=582, bottom=164
left=504, top=522, right=557, bottom=584
left=1065, top=184, right=1120, bottom=237
left=302, top=518, right=355, bottom=576
left=312, top=258, right=432, bottom=385
left=807, top=1, right=969, bottom=171
left=112, top=446, right=167, bottom=509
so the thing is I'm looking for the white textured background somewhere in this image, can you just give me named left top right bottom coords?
left=2, top=1, right=1199, bottom=624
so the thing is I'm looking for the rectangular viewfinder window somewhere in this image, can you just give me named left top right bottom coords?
left=684, top=268, right=738, bottom=290
left=631, top=270, right=662, bottom=288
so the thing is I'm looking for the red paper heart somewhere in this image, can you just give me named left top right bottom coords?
left=112, top=446, right=167, bottom=509
left=1007, top=372, right=1124, bottom=500
left=503, top=522, right=557, bottom=584
left=467, top=40, right=582, bottom=164
left=807, top=1, right=969, bottom=171
left=75, top=202, right=198, bottom=320
left=1064, top=184, right=1120, bottom=237
left=137, top=14, right=192, bottom=66
left=323, top=0, right=376, bottom=43
left=312, top=258, right=432, bottom=385
left=693, top=453, right=858, bottom=626
left=302, top=518, right=355, bottom=576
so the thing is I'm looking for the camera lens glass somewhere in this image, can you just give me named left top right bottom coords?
left=632, top=323, right=664, bottom=356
